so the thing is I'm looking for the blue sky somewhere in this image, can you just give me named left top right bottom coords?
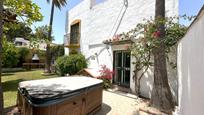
left=32, top=0, right=204, bottom=44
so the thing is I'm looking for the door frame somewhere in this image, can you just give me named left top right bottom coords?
left=113, top=50, right=131, bottom=88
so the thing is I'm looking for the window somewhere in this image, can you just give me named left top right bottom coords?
left=70, top=23, right=80, bottom=44
left=15, top=42, right=23, bottom=46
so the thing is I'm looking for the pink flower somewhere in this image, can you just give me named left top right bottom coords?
left=112, top=35, right=120, bottom=42
left=152, top=31, right=161, bottom=38
left=125, top=45, right=130, bottom=50
left=98, top=65, right=113, bottom=80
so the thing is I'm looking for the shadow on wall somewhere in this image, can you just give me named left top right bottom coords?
left=139, top=64, right=178, bottom=104
left=109, top=0, right=128, bottom=37
left=138, top=46, right=178, bottom=102
left=95, top=46, right=113, bottom=67
left=167, top=45, right=178, bottom=104
left=140, top=67, right=154, bottom=98
left=87, top=45, right=112, bottom=69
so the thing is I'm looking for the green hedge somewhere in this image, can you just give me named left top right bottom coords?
left=51, top=45, right=64, bottom=61
left=56, top=54, right=87, bottom=76
left=16, top=47, right=30, bottom=67
left=2, top=40, right=19, bottom=68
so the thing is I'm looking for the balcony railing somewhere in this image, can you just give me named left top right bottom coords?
left=64, top=33, right=80, bottom=48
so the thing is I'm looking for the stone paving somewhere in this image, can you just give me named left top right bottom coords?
left=96, top=90, right=144, bottom=115
left=6, top=90, right=164, bottom=115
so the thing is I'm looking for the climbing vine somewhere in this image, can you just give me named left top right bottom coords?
left=122, top=16, right=191, bottom=96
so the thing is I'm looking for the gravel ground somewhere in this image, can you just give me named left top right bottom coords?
left=96, top=90, right=144, bottom=115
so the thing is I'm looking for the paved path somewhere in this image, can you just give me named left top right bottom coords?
left=96, top=90, right=144, bottom=115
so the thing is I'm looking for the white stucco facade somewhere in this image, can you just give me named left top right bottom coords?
left=177, top=6, right=204, bottom=115
left=65, top=0, right=178, bottom=99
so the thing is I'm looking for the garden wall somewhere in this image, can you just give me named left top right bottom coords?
left=177, top=6, right=204, bottom=115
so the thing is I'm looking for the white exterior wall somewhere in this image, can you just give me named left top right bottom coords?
left=66, top=0, right=178, bottom=99
left=177, top=7, right=204, bottom=115
left=139, top=47, right=178, bottom=101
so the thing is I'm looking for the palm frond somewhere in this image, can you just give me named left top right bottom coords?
left=53, top=0, right=67, bottom=9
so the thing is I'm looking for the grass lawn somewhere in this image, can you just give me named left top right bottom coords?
left=2, top=70, right=58, bottom=108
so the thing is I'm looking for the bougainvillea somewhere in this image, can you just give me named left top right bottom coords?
left=97, top=65, right=113, bottom=89
left=122, top=16, right=192, bottom=95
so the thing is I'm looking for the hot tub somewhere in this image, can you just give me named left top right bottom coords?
left=17, top=76, right=103, bottom=115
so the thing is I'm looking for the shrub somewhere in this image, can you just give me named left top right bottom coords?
left=55, top=56, right=67, bottom=76
left=37, top=49, right=46, bottom=57
left=16, top=47, right=30, bottom=66
left=69, top=49, right=78, bottom=55
left=56, top=54, right=87, bottom=76
left=97, top=65, right=113, bottom=89
left=2, top=40, right=19, bottom=68
left=51, top=45, right=64, bottom=60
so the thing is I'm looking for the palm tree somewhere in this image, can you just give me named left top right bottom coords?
left=45, top=0, right=67, bottom=73
left=150, top=0, right=174, bottom=113
left=0, top=0, right=4, bottom=114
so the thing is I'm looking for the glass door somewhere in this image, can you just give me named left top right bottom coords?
left=114, top=51, right=130, bottom=87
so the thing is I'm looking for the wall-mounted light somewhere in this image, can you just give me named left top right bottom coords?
left=124, top=0, right=128, bottom=7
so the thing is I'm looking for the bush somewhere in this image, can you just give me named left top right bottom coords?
left=97, top=65, right=113, bottom=89
left=2, top=40, right=19, bottom=68
left=16, top=47, right=30, bottom=67
left=36, top=49, right=46, bottom=57
left=51, top=45, right=64, bottom=60
left=56, top=54, right=87, bottom=76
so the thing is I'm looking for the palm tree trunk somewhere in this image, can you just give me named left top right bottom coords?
left=46, top=1, right=55, bottom=73
left=150, top=0, right=174, bottom=113
left=0, top=0, right=4, bottom=114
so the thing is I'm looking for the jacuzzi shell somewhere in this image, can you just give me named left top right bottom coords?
left=17, top=76, right=103, bottom=115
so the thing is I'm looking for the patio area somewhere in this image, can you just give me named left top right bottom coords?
left=96, top=90, right=144, bottom=115
left=2, top=70, right=165, bottom=115
left=5, top=88, right=167, bottom=115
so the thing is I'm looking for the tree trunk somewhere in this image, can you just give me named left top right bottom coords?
left=45, top=1, right=55, bottom=73
left=0, top=0, right=4, bottom=114
left=134, top=68, right=140, bottom=96
left=150, top=0, right=174, bottom=113
left=135, top=78, right=140, bottom=96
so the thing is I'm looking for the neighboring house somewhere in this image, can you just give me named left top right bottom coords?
left=177, top=5, right=204, bottom=115
left=14, top=37, right=30, bottom=47
left=14, top=37, right=47, bottom=51
left=64, top=0, right=178, bottom=100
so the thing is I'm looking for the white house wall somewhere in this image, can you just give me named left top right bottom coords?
left=66, top=0, right=178, bottom=99
left=177, top=7, right=204, bottom=115
left=138, top=48, right=178, bottom=103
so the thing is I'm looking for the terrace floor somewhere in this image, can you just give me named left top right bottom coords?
left=5, top=88, right=167, bottom=115
left=3, top=70, right=166, bottom=115
left=96, top=90, right=144, bottom=115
